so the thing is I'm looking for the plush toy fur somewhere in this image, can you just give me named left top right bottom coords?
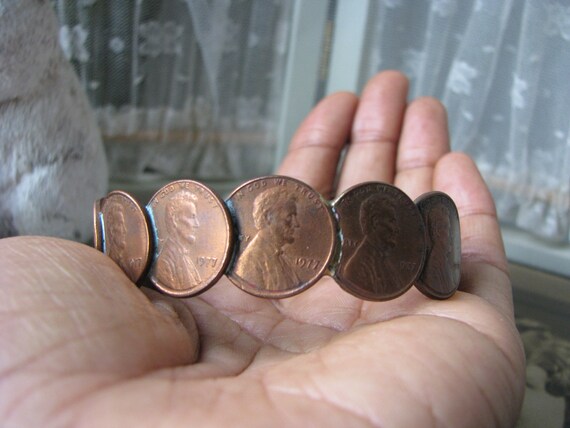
left=0, top=0, right=107, bottom=241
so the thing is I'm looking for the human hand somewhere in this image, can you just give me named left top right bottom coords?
left=0, top=71, right=525, bottom=427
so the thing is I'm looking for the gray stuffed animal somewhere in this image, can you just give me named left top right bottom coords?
left=0, top=0, right=107, bottom=241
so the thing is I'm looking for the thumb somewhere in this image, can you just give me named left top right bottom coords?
left=0, top=236, right=198, bottom=383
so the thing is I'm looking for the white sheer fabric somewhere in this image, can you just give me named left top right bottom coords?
left=53, top=0, right=570, bottom=242
left=359, top=0, right=570, bottom=242
left=53, top=0, right=292, bottom=182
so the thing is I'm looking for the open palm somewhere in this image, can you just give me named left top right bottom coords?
left=0, top=72, right=525, bottom=427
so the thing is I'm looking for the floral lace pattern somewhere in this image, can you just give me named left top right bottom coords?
left=448, top=61, right=478, bottom=96
left=138, top=21, right=184, bottom=58
left=544, top=3, right=570, bottom=41
left=362, top=0, right=570, bottom=242
left=511, top=75, right=529, bottom=110
left=53, top=0, right=293, bottom=182
left=59, top=25, right=89, bottom=62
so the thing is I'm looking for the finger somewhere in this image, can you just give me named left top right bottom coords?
left=277, top=92, right=358, bottom=198
left=336, top=71, right=408, bottom=193
left=434, top=153, right=508, bottom=275
left=433, top=153, right=514, bottom=317
left=394, top=97, right=450, bottom=200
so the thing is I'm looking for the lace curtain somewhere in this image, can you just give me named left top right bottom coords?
left=52, top=0, right=292, bottom=182
left=52, top=0, right=570, bottom=243
left=358, top=0, right=570, bottom=243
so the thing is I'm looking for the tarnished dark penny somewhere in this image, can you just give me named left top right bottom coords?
left=333, top=182, right=426, bottom=301
left=147, top=180, right=233, bottom=297
left=226, top=176, right=335, bottom=298
left=415, top=192, right=461, bottom=299
left=99, top=191, right=151, bottom=284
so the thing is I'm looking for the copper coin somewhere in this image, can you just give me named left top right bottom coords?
left=226, top=176, right=336, bottom=298
left=93, top=198, right=103, bottom=251
left=99, top=191, right=152, bottom=284
left=415, top=192, right=461, bottom=299
left=333, top=182, right=426, bottom=301
left=147, top=180, right=233, bottom=297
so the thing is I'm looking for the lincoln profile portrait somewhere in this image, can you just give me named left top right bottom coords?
left=233, top=187, right=301, bottom=291
left=422, top=204, right=459, bottom=293
left=344, top=192, right=400, bottom=296
left=154, top=190, right=202, bottom=290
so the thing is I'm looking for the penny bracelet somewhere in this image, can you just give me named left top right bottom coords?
left=94, top=175, right=461, bottom=301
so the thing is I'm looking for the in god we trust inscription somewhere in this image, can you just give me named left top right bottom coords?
left=96, top=191, right=152, bottom=284
left=333, top=182, right=426, bottom=301
left=146, top=180, right=234, bottom=297
left=226, top=176, right=336, bottom=298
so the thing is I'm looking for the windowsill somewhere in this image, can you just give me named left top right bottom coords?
left=503, top=226, right=570, bottom=279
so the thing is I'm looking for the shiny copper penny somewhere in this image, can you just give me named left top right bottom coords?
left=333, top=182, right=426, bottom=301
left=226, top=176, right=335, bottom=298
left=99, top=191, right=152, bottom=284
left=415, top=192, right=461, bottom=299
left=147, top=180, right=233, bottom=297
